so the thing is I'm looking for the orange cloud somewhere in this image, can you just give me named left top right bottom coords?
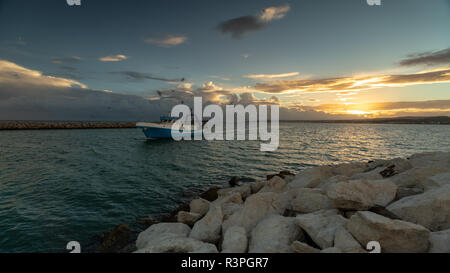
left=254, top=68, right=450, bottom=94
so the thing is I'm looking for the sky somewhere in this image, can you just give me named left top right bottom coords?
left=0, top=0, right=449, bottom=121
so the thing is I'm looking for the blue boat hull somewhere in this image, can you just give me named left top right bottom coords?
left=140, top=126, right=202, bottom=139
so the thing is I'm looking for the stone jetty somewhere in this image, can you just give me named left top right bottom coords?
left=0, top=121, right=136, bottom=130
left=134, top=151, right=450, bottom=253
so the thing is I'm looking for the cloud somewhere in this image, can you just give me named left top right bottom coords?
left=51, top=56, right=82, bottom=64
left=260, top=4, right=291, bottom=21
left=253, top=67, right=450, bottom=94
left=0, top=60, right=86, bottom=89
left=313, top=100, right=450, bottom=118
left=244, top=72, right=299, bottom=79
left=1, top=60, right=448, bottom=122
left=144, top=35, right=188, bottom=47
left=98, top=54, right=128, bottom=62
left=399, top=47, right=450, bottom=66
left=0, top=60, right=164, bottom=121
left=111, top=71, right=185, bottom=83
left=217, top=4, right=290, bottom=39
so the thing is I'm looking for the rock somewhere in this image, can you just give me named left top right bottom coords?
left=229, top=176, right=240, bottom=187
left=98, top=223, right=131, bottom=253
left=177, top=211, right=202, bottom=225
left=395, top=187, right=424, bottom=200
left=249, top=181, right=266, bottom=194
left=160, top=203, right=190, bottom=222
left=350, top=167, right=384, bottom=180
left=346, top=211, right=430, bottom=253
left=389, top=166, right=448, bottom=190
left=189, top=204, right=223, bottom=243
left=379, top=165, right=397, bottom=178
left=199, top=187, right=219, bottom=202
left=365, top=159, right=389, bottom=172
left=290, top=241, right=320, bottom=253
left=295, top=209, right=348, bottom=249
left=320, top=247, right=342, bottom=253
left=259, top=176, right=287, bottom=193
left=332, top=162, right=366, bottom=177
left=317, top=175, right=348, bottom=192
left=221, top=203, right=243, bottom=220
left=222, top=192, right=283, bottom=234
left=408, top=151, right=450, bottom=169
left=136, top=222, right=191, bottom=250
left=218, top=184, right=251, bottom=200
left=135, top=236, right=218, bottom=253
left=429, top=229, right=450, bottom=253
left=280, top=170, right=295, bottom=176
left=214, top=192, right=243, bottom=205
left=291, top=188, right=334, bottom=213
left=333, top=226, right=363, bottom=252
left=288, top=166, right=334, bottom=189
left=221, top=226, right=248, bottom=253
left=387, top=184, right=450, bottom=231
left=428, top=172, right=450, bottom=188
left=368, top=205, right=401, bottom=220
left=190, top=198, right=210, bottom=216
left=249, top=215, right=304, bottom=253
left=326, top=179, right=397, bottom=210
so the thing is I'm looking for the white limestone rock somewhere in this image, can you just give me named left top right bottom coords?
left=288, top=165, right=334, bottom=189
left=290, top=188, right=334, bottom=213
left=295, top=209, right=348, bottom=249
left=189, top=204, right=223, bottom=243
left=429, top=229, right=450, bottom=253
left=249, top=215, right=304, bottom=253
left=333, top=226, right=363, bottom=252
left=136, top=222, right=191, bottom=250
left=326, top=179, right=397, bottom=210
left=387, top=184, right=450, bottom=231
left=135, top=236, right=218, bottom=253
left=222, top=192, right=283, bottom=234
left=290, top=241, right=320, bottom=253
left=259, top=176, right=287, bottom=193
left=177, top=211, right=202, bottom=226
left=190, top=198, right=210, bottom=216
left=346, top=211, right=430, bottom=253
left=221, top=226, right=248, bottom=253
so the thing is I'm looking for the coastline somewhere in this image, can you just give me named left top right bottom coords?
left=1, top=116, right=448, bottom=131
left=94, top=151, right=450, bottom=253
left=0, top=121, right=136, bottom=130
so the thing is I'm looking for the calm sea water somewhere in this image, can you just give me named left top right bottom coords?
left=0, top=123, right=449, bottom=253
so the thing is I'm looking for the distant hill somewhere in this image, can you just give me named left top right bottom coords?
left=282, top=116, right=450, bottom=124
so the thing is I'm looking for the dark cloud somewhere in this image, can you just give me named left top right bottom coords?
left=217, top=15, right=265, bottom=39
left=111, top=71, right=185, bottom=83
left=217, top=4, right=290, bottom=39
left=399, top=47, right=450, bottom=66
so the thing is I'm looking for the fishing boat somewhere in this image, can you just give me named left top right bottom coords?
left=136, top=115, right=203, bottom=139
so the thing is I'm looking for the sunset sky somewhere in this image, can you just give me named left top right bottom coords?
left=0, top=0, right=449, bottom=120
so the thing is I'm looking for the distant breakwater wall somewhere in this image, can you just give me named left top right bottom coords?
left=0, top=121, right=137, bottom=130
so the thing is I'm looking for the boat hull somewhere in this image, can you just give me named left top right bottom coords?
left=137, top=123, right=202, bottom=139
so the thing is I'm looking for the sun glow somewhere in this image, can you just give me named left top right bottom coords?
left=347, top=110, right=372, bottom=115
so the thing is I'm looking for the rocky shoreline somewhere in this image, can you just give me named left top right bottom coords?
left=97, top=151, right=450, bottom=253
left=0, top=121, right=136, bottom=130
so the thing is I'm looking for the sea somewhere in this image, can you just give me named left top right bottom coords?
left=0, top=122, right=449, bottom=252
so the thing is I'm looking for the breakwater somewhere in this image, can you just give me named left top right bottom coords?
left=0, top=121, right=136, bottom=130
